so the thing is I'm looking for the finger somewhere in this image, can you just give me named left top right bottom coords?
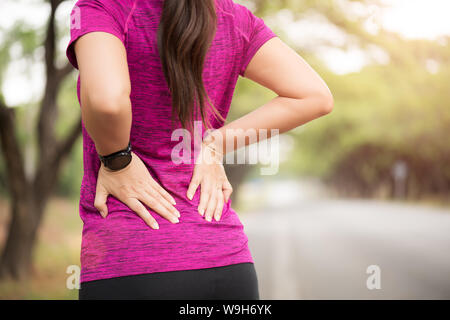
left=222, top=179, right=233, bottom=203
left=187, top=174, right=201, bottom=200
left=198, top=181, right=212, bottom=216
left=138, top=190, right=179, bottom=224
left=149, top=179, right=176, bottom=205
left=94, top=183, right=109, bottom=218
left=214, top=190, right=224, bottom=222
left=123, top=197, right=159, bottom=229
left=144, top=185, right=180, bottom=218
left=204, top=189, right=218, bottom=222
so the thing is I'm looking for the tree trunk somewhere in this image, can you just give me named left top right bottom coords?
left=0, top=191, right=43, bottom=280
left=0, top=0, right=81, bottom=281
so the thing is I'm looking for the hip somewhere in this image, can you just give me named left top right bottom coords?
left=79, top=210, right=254, bottom=283
left=79, top=262, right=259, bottom=300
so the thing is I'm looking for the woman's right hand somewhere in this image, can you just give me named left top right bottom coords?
left=94, top=151, right=180, bottom=229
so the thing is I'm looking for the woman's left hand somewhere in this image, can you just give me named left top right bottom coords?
left=186, top=139, right=233, bottom=222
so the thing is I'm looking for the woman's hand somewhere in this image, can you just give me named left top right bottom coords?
left=186, top=139, right=233, bottom=222
left=94, top=151, right=180, bottom=229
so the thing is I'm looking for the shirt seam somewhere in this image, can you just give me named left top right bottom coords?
left=124, top=0, right=138, bottom=35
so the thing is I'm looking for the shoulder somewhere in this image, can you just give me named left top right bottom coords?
left=73, top=0, right=135, bottom=7
left=71, top=0, right=135, bottom=16
left=70, top=0, right=137, bottom=32
left=216, top=0, right=247, bottom=15
left=216, top=0, right=260, bottom=28
left=215, top=0, right=254, bottom=28
left=216, top=0, right=260, bottom=39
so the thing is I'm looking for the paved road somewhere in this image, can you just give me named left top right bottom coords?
left=240, top=198, right=450, bottom=299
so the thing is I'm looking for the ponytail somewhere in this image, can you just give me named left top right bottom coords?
left=157, top=0, right=225, bottom=132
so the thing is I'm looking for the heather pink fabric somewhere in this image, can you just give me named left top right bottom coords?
left=66, top=0, right=277, bottom=283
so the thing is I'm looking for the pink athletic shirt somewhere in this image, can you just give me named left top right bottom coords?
left=66, top=0, right=277, bottom=283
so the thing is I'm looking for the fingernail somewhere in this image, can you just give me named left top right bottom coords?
left=205, top=215, right=211, bottom=222
left=187, top=193, right=192, bottom=200
left=214, top=215, right=220, bottom=221
left=100, top=210, right=105, bottom=218
left=176, top=210, right=180, bottom=217
left=172, top=217, right=179, bottom=223
left=199, top=208, right=204, bottom=216
left=152, top=222, right=159, bottom=229
left=172, top=199, right=177, bottom=205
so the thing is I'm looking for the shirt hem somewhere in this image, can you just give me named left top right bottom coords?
left=80, top=257, right=255, bottom=283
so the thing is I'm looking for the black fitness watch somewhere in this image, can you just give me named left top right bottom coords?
left=98, top=141, right=132, bottom=171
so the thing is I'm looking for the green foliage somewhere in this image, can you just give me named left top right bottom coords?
left=215, top=1, right=450, bottom=201
left=1, top=0, right=448, bottom=202
left=291, top=39, right=450, bottom=199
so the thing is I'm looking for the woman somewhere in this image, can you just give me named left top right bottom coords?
left=67, top=0, right=333, bottom=300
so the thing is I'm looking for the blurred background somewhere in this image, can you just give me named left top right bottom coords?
left=0, top=0, right=449, bottom=299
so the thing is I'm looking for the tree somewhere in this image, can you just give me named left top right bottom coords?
left=0, top=0, right=400, bottom=280
left=0, top=0, right=80, bottom=279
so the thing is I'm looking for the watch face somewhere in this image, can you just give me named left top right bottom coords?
left=107, top=154, right=132, bottom=171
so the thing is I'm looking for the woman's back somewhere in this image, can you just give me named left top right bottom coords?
left=66, top=0, right=277, bottom=283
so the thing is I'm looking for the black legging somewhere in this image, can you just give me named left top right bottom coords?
left=78, top=262, right=259, bottom=300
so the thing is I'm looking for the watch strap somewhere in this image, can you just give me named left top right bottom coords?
left=98, top=141, right=132, bottom=170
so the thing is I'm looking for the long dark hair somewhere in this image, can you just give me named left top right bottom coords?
left=157, top=0, right=225, bottom=132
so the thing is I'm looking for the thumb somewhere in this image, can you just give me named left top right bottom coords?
left=94, top=183, right=109, bottom=218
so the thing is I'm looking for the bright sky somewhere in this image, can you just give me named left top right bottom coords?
left=380, top=0, right=450, bottom=39
left=1, top=0, right=450, bottom=105
left=281, top=0, right=450, bottom=74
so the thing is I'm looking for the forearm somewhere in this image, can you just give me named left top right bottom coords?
left=74, top=32, right=132, bottom=156
left=205, top=94, right=333, bottom=155
left=81, top=93, right=132, bottom=156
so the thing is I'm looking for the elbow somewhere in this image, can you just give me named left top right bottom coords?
left=311, top=92, right=334, bottom=117
left=85, top=86, right=131, bottom=116
left=318, top=92, right=334, bottom=116
left=294, top=89, right=334, bottom=117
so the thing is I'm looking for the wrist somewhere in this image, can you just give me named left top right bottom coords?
left=201, top=137, right=224, bottom=164
left=203, top=130, right=224, bottom=152
left=98, top=141, right=132, bottom=171
left=101, top=153, right=134, bottom=174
